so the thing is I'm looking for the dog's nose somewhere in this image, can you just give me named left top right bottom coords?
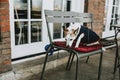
left=66, top=45, right=69, bottom=47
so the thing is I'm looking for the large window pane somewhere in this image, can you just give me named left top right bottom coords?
left=15, top=21, right=28, bottom=45
left=54, top=0, right=62, bottom=11
left=31, top=21, right=42, bottom=42
left=110, top=0, right=120, bottom=30
left=14, top=0, right=28, bottom=19
left=31, top=0, right=42, bottom=19
left=53, top=0, right=69, bottom=39
left=53, top=0, right=63, bottom=39
left=53, top=23, right=61, bottom=39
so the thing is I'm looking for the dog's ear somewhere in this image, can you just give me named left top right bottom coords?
left=62, top=26, right=66, bottom=31
left=63, top=26, right=69, bottom=32
left=62, top=26, right=68, bottom=36
left=63, top=26, right=68, bottom=32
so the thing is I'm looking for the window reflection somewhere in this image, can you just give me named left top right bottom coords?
left=31, top=0, right=42, bottom=19
left=14, top=0, right=28, bottom=19
left=53, top=0, right=63, bottom=39
left=54, top=0, right=62, bottom=11
left=14, top=0, right=43, bottom=45
left=53, top=23, right=61, bottom=39
left=110, top=0, right=119, bottom=30
left=31, top=21, right=42, bottom=42
left=15, top=21, right=28, bottom=45
left=53, top=0, right=68, bottom=39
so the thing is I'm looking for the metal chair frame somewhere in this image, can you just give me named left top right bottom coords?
left=40, top=10, right=103, bottom=80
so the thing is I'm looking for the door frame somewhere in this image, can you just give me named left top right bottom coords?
left=9, top=0, right=50, bottom=59
left=102, top=0, right=120, bottom=38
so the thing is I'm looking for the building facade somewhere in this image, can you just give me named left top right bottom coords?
left=0, top=0, right=119, bottom=79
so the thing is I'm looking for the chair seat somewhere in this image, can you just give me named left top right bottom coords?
left=54, top=41, right=102, bottom=53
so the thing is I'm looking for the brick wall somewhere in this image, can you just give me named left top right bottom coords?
left=0, top=0, right=12, bottom=73
left=88, top=0, right=105, bottom=37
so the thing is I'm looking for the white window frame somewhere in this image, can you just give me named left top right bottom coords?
left=10, top=0, right=46, bottom=59
left=102, top=0, right=120, bottom=38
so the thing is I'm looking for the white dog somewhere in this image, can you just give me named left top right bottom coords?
left=63, top=23, right=99, bottom=48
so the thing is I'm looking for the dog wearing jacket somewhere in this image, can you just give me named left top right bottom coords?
left=63, top=23, right=100, bottom=48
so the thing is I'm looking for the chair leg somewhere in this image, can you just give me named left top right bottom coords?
left=86, top=56, right=90, bottom=63
left=113, top=55, right=118, bottom=80
left=113, top=45, right=119, bottom=79
left=119, top=67, right=120, bottom=80
left=113, top=37, right=119, bottom=77
left=40, top=52, right=49, bottom=80
left=66, top=51, right=73, bottom=70
left=117, top=56, right=120, bottom=80
left=67, top=53, right=75, bottom=71
left=75, top=54, right=79, bottom=80
left=98, top=51, right=103, bottom=80
left=113, top=50, right=118, bottom=74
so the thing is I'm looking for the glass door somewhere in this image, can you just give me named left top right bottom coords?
left=53, top=0, right=69, bottom=40
left=53, top=0, right=84, bottom=40
left=103, top=0, right=120, bottom=38
left=10, top=0, right=85, bottom=59
left=10, top=0, right=45, bottom=59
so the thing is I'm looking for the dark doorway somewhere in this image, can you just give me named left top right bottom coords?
left=84, top=0, right=88, bottom=12
left=66, top=0, right=71, bottom=27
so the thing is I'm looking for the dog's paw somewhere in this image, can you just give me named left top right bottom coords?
left=75, top=45, right=79, bottom=48
left=69, top=43, right=72, bottom=47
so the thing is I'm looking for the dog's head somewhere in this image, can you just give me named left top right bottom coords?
left=63, top=24, right=80, bottom=47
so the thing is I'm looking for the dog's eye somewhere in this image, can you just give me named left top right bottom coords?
left=70, top=39, right=73, bottom=41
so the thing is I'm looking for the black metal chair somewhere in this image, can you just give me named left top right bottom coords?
left=40, top=10, right=104, bottom=80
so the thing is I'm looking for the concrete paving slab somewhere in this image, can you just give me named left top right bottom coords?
left=13, top=48, right=120, bottom=80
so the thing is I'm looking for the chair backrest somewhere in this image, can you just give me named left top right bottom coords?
left=44, top=10, right=93, bottom=43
